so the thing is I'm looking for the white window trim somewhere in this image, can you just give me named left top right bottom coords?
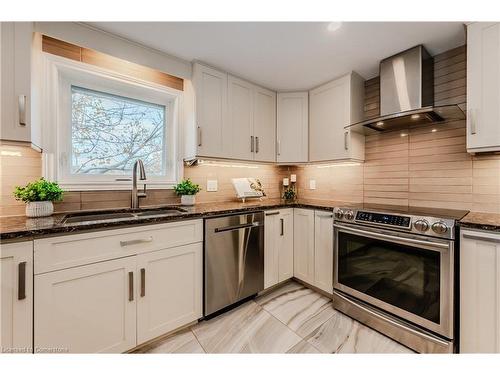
left=41, top=53, right=184, bottom=191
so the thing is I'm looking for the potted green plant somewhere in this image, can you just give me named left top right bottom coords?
left=13, top=178, right=64, bottom=217
left=173, top=178, right=201, bottom=206
left=283, top=186, right=297, bottom=202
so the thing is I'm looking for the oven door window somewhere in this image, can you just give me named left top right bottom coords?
left=337, top=231, right=440, bottom=324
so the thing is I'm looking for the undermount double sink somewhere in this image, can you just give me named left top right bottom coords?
left=62, top=207, right=188, bottom=225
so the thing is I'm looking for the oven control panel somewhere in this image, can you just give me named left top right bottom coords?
left=356, top=211, right=411, bottom=228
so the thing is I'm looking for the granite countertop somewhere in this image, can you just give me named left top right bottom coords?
left=458, top=212, right=500, bottom=232
left=0, top=198, right=348, bottom=241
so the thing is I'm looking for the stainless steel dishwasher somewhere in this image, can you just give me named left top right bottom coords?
left=204, top=211, right=264, bottom=316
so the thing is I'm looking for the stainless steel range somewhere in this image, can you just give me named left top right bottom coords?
left=332, top=206, right=468, bottom=353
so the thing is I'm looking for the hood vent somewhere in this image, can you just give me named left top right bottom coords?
left=348, top=45, right=465, bottom=134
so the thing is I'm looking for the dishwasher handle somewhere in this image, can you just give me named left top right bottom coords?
left=214, top=221, right=263, bottom=233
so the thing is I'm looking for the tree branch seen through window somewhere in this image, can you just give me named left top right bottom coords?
left=71, top=86, right=166, bottom=176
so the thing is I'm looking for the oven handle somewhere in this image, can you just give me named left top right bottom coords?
left=333, top=223, right=450, bottom=251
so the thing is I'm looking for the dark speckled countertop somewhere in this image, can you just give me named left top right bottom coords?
left=458, top=212, right=500, bottom=232
left=0, top=198, right=348, bottom=242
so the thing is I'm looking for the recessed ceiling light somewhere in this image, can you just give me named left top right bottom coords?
left=327, top=22, right=342, bottom=32
left=411, top=114, right=421, bottom=120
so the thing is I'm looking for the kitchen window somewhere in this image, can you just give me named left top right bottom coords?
left=43, top=54, right=182, bottom=190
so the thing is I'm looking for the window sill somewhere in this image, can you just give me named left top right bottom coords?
left=59, top=182, right=176, bottom=191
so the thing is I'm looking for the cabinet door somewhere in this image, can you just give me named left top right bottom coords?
left=310, top=77, right=349, bottom=161
left=460, top=230, right=500, bottom=353
left=193, top=63, right=229, bottom=158
left=277, top=92, right=308, bottom=163
left=0, top=22, right=32, bottom=143
left=228, top=75, right=254, bottom=160
left=293, top=208, right=315, bottom=284
left=278, top=209, right=294, bottom=282
left=136, top=243, right=202, bottom=344
left=0, top=242, right=33, bottom=353
left=35, top=257, right=137, bottom=353
left=314, top=211, right=334, bottom=293
left=254, top=87, right=276, bottom=162
left=467, top=23, right=500, bottom=152
left=264, top=211, right=280, bottom=289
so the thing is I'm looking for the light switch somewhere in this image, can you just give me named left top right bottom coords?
left=207, top=179, right=218, bottom=192
left=309, top=179, right=316, bottom=190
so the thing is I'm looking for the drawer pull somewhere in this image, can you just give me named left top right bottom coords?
left=140, top=268, right=146, bottom=297
left=280, top=218, right=284, bottom=236
left=18, top=261, right=26, bottom=300
left=120, top=237, right=153, bottom=247
left=128, top=271, right=134, bottom=301
left=18, top=95, right=27, bottom=126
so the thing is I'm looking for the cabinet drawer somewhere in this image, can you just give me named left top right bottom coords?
left=34, top=220, right=203, bottom=274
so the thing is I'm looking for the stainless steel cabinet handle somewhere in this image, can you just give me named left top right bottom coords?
left=215, top=222, right=262, bottom=233
left=120, top=237, right=153, bottom=247
left=18, top=261, right=26, bottom=300
left=280, top=218, right=284, bottom=236
left=317, top=213, right=334, bottom=218
left=140, top=268, right=146, bottom=297
left=18, top=95, right=27, bottom=126
left=255, top=136, right=259, bottom=153
left=277, top=140, right=281, bottom=156
left=128, top=271, right=134, bottom=301
left=463, top=233, right=500, bottom=243
left=344, top=131, right=349, bottom=150
left=197, top=126, right=202, bottom=147
left=265, top=211, right=280, bottom=216
left=251, top=136, right=255, bottom=152
left=470, top=109, right=477, bottom=135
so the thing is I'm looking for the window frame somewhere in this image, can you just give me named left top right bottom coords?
left=42, top=53, right=183, bottom=191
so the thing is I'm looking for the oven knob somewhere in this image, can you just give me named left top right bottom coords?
left=432, top=221, right=448, bottom=234
left=413, top=219, right=429, bottom=232
left=335, top=209, right=344, bottom=220
left=345, top=210, right=355, bottom=220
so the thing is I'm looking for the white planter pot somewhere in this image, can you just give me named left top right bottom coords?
left=180, top=195, right=196, bottom=206
left=25, top=201, right=54, bottom=218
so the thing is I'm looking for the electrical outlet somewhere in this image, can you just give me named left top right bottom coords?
left=309, top=179, right=316, bottom=190
left=207, top=179, right=218, bottom=192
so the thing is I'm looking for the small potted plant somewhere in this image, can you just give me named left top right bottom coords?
left=283, top=186, right=297, bottom=203
left=13, top=178, right=64, bottom=218
left=173, top=178, right=201, bottom=206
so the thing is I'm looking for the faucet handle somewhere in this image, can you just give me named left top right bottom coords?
left=137, top=184, right=147, bottom=198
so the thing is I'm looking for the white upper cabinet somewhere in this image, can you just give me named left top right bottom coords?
left=0, top=22, right=41, bottom=149
left=277, top=92, right=309, bottom=163
left=309, top=72, right=365, bottom=162
left=192, top=63, right=230, bottom=158
left=253, top=86, right=276, bottom=162
left=467, top=22, right=500, bottom=153
left=460, top=229, right=500, bottom=353
left=190, top=63, right=276, bottom=162
left=1, top=242, right=33, bottom=353
left=228, top=75, right=255, bottom=160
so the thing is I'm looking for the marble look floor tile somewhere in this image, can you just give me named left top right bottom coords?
left=286, top=340, right=321, bottom=354
left=336, top=323, right=414, bottom=354
left=256, top=282, right=335, bottom=338
left=192, top=301, right=302, bottom=353
left=306, top=310, right=355, bottom=353
left=136, top=329, right=205, bottom=354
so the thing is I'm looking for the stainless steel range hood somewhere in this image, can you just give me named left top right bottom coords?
left=348, top=45, right=465, bottom=134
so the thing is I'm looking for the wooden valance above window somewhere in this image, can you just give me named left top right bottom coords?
left=41, top=35, right=184, bottom=91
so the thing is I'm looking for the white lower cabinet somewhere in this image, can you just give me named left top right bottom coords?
left=460, top=229, right=500, bottom=353
left=35, top=256, right=137, bottom=353
left=293, top=208, right=315, bottom=284
left=314, top=211, right=334, bottom=294
left=264, top=209, right=293, bottom=289
left=34, top=220, right=203, bottom=353
left=136, top=243, right=202, bottom=344
left=0, top=242, right=33, bottom=353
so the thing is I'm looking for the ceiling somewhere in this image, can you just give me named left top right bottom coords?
left=87, top=22, right=465, bottom=91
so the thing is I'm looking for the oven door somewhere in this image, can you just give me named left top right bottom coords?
left=333, top=222, right=454, bottom=338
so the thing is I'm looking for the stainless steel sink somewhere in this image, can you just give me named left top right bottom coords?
left=62, top=207, right=187, bottom=225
